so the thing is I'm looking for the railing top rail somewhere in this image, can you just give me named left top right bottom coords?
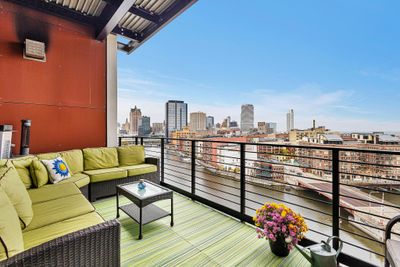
left=119, top=136, right=400, bottom=155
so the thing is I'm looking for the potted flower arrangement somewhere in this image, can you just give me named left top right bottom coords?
left=253, top=202, right=308, bottom=257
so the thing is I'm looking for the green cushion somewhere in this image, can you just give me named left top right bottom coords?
left=117, top=145, right=145, bottom=166
left=36, top=152, right=61, bottom=160
left=29, top=160, right=49, bottom=188
left=83, top=168, right=127, bottom=183
left=0, top=165, right=33, bottom=229
left=60, top=150, right=84, bottom=174
left=10, top=156, right=36, bottom=189
left=23, top=212, right=104, bottom=250
left=58, top=172, right=90, bottom=188
left=120, top=164, right=157, bottom=176
left=28, top=183, right=81, bottom=204
left=24, top=194, right=94, bottom=232
left=83, top=147, right=119, bottom=170
left=0, top=187, right=24, bottom=260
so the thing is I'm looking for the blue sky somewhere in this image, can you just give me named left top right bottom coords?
left=118, top=0, right=400, bottom=132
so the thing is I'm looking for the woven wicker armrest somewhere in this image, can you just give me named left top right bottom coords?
left=0, top=219, right=120, bottom=267
left=145, top=157, right=159, bottom=166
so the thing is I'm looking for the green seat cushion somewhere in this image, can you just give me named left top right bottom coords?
left=60, top=150, right=84, bottom=174
left=36, top=152, right=61, bottom=160
left=120, top=164, right=157, bottom=177
left=117, top=145, right=145, bottom=166
left=83, top=147, right=119, bottom=170
left=23, top=212, right=104, bottom=250
left=0, top=187, right=24, bottom=260
left=28, top=183, right=81, bottom=204
left=24, top=194, right=94, bottom=232
left=0, top=165, right=33, bottom=229
left=29, top=159, right=49, bottom=188
left=83, top=168, right=127, bottom=183
left=10, top=156, right=36, bottom=189
left=58, top=172, right=90, bottom=188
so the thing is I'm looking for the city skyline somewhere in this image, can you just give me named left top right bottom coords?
left=117, top=0, right=400, bottom=132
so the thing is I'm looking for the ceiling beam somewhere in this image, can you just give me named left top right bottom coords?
left=96, top=0, right=135, bottom=41
left=129, top=5, right=161, bottom=24
left=112, top=26, right=143, bottom=42
left=6, top=0, right=98, bottom=25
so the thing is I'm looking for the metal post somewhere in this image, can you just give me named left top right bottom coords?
left=191, top=140, right=196, bottom=196
left=118, top=137, right=122, bottom=146
left=240, top=143, right=246, bottom=221
left=140, top=137, right=144, bottom=145
left=332, top=148, right=340, bottom=250
left=161, top=138, right=165, bottom=183
left=135, top=137, right=138, bottom=145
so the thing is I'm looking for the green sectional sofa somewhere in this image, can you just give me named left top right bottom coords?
left=0, top=161, right=120, bottom=267
left=10, top=145, right=159, bottom=202
left=0, top=145, right=158, bottom=266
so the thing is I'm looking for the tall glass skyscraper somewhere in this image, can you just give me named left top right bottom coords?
left=240, top=104, right=254, bottom=132
left=165, top=100, right=188, bottom=138
left=286, top=109, right=294, bottom=132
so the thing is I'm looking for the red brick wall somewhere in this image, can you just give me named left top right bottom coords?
left=0, top=1, right=106, bottom=154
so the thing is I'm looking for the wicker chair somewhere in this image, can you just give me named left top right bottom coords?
left=0, top=220, right=120, bottom=267
left=385, top=215, right=400, bottom=267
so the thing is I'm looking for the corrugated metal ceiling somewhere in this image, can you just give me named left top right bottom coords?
left=44, top=0, right=106, bottom=16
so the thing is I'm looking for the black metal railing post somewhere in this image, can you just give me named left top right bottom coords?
left=191, top=140, right=196, bottom=196
left=118, top=137, right=122, bottom=146
left=240, top=143, right=246, bottom=221
left=332, top=148, right=340, bottom=250
left=140, top=137, right=144, bottom=145
left=135, top=137, right=138, bottom=145
left=161, top=138, right=165, bottom=183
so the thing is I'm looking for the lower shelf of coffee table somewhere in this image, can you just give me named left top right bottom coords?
left=119, top=203, right=170, bottom=225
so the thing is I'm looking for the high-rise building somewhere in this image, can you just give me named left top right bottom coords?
left=129, top=106, right=141, bottom=135
left=206, top=116, right=214, bottom=129
left=267, top=122, right=277, bottom=134
left=138, top=116, right=151, bottom=136
left=165, top=100, right=188, bottom=138
left=221, top=116, right=231, bottom=129
left=152, top=122, right=164, bottom=135
left=190, top=112, right=207, bottom=132
left=241, top=104, right=254, bottom=132
left=286, top=109, right=294, bottom=132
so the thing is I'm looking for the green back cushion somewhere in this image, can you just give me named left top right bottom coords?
left=60, top=150, right=84, bottom=174
left=117, top=146, right=145, bottom=166
left=83, top=147, right=119, bottom=171
left=30, top=160, right=49, bottom=188
left=0, top=187, right=24, bottom=260
left=0, top=165, right=33, bottom=229
left=11, top=156, right=36, bottom=189
left=36, top=152, right=61, bottom=160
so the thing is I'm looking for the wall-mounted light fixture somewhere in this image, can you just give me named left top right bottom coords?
left=23, top=39, right=46, bottom=62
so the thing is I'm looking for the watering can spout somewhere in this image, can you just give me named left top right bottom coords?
left=294, top=244, right=312, bottom=263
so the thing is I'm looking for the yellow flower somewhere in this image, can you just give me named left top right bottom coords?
left=281, top=210, right=287, bottom=218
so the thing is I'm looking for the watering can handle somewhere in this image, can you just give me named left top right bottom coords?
left=326, top=236, right=343, bottom=258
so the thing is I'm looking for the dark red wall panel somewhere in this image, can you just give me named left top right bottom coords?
left=0, top=1, right=106, bottom=154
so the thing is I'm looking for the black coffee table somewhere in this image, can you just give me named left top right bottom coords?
left=116, top=180, right=173, bottom=239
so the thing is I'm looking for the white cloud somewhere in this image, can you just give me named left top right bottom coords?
left=117, top=68, right=400, bottom=132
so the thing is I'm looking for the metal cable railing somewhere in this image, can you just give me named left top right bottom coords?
left=119, top=136, right=400, bottom=267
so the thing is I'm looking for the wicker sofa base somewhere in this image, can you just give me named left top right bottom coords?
left=0, top=219, right=120, bottom=267
left=90, top=172, right=158, bottom=202
left=79, top=184, right=89, bottom=199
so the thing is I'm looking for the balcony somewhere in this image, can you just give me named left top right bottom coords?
left=118, top=136, right=400, bottom=267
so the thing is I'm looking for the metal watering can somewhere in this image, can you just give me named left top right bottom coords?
left=295, top=236, right=343, bottom=267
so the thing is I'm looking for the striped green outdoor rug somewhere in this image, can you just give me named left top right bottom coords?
left=94, top=193, right=311, bottom=267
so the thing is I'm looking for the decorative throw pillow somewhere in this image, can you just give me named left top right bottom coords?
left=30, top=160, right=49, bottom=188
left=0, top=187, right=24, bottom=260
left=0, top=165, right=33, bottom=229
left=41, top=157, right=71, bottom=183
